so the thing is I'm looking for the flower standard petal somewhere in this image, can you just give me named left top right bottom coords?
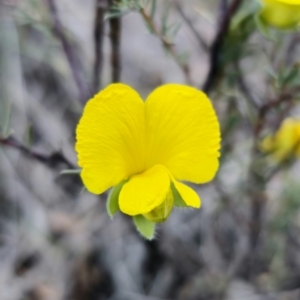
left=76, top=83, right=146, bottom=194
left=145, top=84, right=221, bottom=184
left=119, top=164, right=171, bottom=216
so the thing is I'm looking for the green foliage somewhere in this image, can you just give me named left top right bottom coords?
left=150, top=0, right=156, bottom=19
left=219, top=5, right=258, bottom=90
left=276, top=64, right=300, bottom=89
left=106, top=180, right=126, bottom=218
left=254, top=14, right=276, bottom=41
left=133, top=215, right=155, bottom=240
left=271, top=183, right=300, bottom=232
left=230, top=0, right=259, bottom=32
left=105, top=0, right=144, bottom=20
left=171, top=183, right=187, bottom=207
left=0, top=99, right=11, bottom=138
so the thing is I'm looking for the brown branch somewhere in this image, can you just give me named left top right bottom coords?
left=254, top=93, right=294, bottom=136
left=109, top=0, right=121, bottom=83
left=140, top=7, right=192, bottom=85
left=0, top=135, right=76, bottom=169
left=203, top=0, right=243, bottom=93
left=46, top=0, right=89, bottom=104
left=175, top=2, right=208, bottom=52
left=235, top=61, right=260, bottom=109
left=243, top=88, right=299, bottom=277
left=285, top=33, right=300, bottom=65
left=93, top=0, right=108, bottom=92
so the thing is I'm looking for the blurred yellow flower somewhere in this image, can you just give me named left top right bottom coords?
left=76, top=83, right=220, bottom=228
left=261, top=118, right=300, bottom=162
left=259, top=0, right=300, bottom=29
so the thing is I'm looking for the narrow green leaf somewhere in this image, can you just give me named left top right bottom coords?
left=161, top=2, right=171, bottom=36
left=24, top=124, right=34, bottom=147
left=171, top=182, right=187, bottom=207
left=255, top=14, right=276, bottom=41
left=104, top=10, right=128, bottom=21
left=281, top=67, right=299, bottom=87
left=168, top=22, right=181, bottom=40
left=266, top=68, right=278, bottom=81
left=2, top=100, right=11, bottom=138
left=106, top=180, right=126, bottom=218
left=230, top=0, right=260, bottom=30
left=80, top=186, right=86, bottom=194
left=150, top=0, right=156, bottom=19
left=60, top=169, right=81, bottom=175
left=133, top=215, right=155, bottom=240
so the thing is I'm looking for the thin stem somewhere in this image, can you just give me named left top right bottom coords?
left=46, top=0, right=89, bottom=104
left=254, top=93, right=294, bottom=136
left=0, top=135, right=76, bottom=169
left=140, top=7, right=192, bottom=85
left=235, top=61, right=260, bottom=109
left=109, top=0, right=122, bottom=83
left=175, top=2, right=208, bottom=52
left=93, top=0, right=108, bottom=92
left=203, top=0, right=243, bottom=93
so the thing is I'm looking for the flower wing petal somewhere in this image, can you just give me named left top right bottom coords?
left=119, top=165, right=170, bottom=216
left=145, top=84, right=220, bottom=184
left=76, top=83, right=145, bottom=194
left=173, top=180, right=201, bottom=208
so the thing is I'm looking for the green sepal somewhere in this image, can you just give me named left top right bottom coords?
left=133, top=215, right=156, bottom=240
left=106, top=180, right=126, bottom=218
left=171, top=182, right=188, bottom=207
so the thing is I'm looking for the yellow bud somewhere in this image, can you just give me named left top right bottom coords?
left=260, top=0, right=300, bottom=29
left=143, top=188, right=174, bottom=223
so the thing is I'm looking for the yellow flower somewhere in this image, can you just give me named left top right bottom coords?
left=261, top=118, right=300, bottom=162
left=75, top=83, right=221, bottom=237
left=259, top=0, right=300, bottom=29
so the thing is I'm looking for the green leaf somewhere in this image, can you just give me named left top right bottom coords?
left=281, top=66, right=299, bottom=88
left=0, top=99, right=11, bottom=138
left=104, top=10, right=129, bottom=21
left=230, top=0, right=260, bottom=31
left=255, top=14, right=276, bottom=41
left=24, top=124, right=34, bottom=147
left=150, top=0, right=156, bottom=19
left=168, top=22, right=181, bottom=40
left=133, top=215, right=155, bottom=240
left=171, top=182, right=187, bottom=207
left=60, top=169, right=81, bottom=175
left=80, top=186, right=86, bottom=194
left=161, top=2, right=171, bottom=36
left=106, top=180, right=126, bottom=218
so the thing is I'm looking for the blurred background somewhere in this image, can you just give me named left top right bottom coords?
left=1, top=0, right=300, bottom=299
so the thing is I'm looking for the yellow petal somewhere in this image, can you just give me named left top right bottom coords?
left=265, top=0, right=300, bottom=5
left=119, top=165, right=170, bottom=216
left=260, top=135, right=275, bottom=153
left=260, top=0, right=300, bottom=29
left=275, top=119, right=300, bottom=161
left=173, top=180, right=201, bottom=208
left=76, top=83, right=145, bottom=194
left=260, top=118, right=300, bottom=162
left=145, top=84, right=220, bottom=184
left=295, top=123, right=300, bottom=156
